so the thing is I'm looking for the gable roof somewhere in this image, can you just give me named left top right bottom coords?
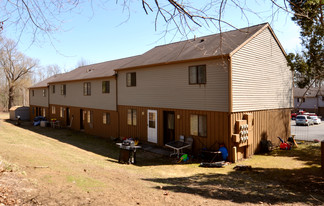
left=29, top=74, right=63, bottom=88
left=117, top=23, right=269, bottom=70
left=32, top=22, right=282, bottom=86
left=294, top=87, right=324, bottom=98
left=49, top=56, right=138, bottom=84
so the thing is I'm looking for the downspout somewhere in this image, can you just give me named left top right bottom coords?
left=228, top=55, right=234, bottom=162
left=48, top=85, right=50, bottom=118
left=115, top=71, right=120, bottom=138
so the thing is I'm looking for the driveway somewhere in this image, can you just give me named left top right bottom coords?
left=291, top=120, right=324, bottom=141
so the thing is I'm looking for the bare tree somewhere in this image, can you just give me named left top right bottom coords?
left=0, top=1, right=316, bottom=42
left=32, top=64, right=61, bottom=83
left=76, top=58, right=91, bottom=68
left=0, top=38, right=38, bottom=110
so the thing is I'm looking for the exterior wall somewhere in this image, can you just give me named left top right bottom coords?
left=294, top=97, right=317, bottom=110
left=231, top=28, right=293, bottom=112
left=230, top=108, right=291, bottom=161
left=29, top=105, right=49, bottom=120
left=29, top=88, right=48, bottom=107
left=118, top=105, right=229, bottom=154
left=117, top=59, right=229, bottom=112
left=49, top=104, right=118, bottom=138
left=49, top=77, right=117, bottom=111
left=318, top=96, right=324, bottom=107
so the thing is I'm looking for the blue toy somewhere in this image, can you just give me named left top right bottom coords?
left=219, top=146, right=228, bottom=161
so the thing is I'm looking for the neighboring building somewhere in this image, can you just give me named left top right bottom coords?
left=293, top=87, right=324, bottom=117
left=29, top=75, right=61, bottom=120
left=29, top=23, right=293, bottom=162
left=46, top=57, right=136, bottom=138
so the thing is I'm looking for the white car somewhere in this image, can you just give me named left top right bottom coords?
left=296, top=115, right=314, bottom=126
left=310, top=116, right=321, bottom=124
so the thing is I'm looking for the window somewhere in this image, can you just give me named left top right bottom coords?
left=297, top=98, right=305, bottom=103
left=32, top=90, right=34, bottom=96
left=42, top=108, right=46, bottom=117
left=60, top=107, right=64, bottom=118
left=61, top=84, right=66, bottom=95
left=51, top=106, right=56, bottom=114
left=87, top=110, right=93, bottom=126
left=148, top=112, right=156, bottom=128
left=127, top=109, right=137, bottom=126
left=52, top=85, right=55, bottom=94
left=322, top=96, right=324, bottom=101
left=126, top=72, right=136, bottom=87
left=83, top=82, right=91, bottom=96
left=87, top=111, right=91, bottom=123
left=189, top=65, right=206, bottom=84
left=102, top=81, right=110, bottom=93
left=42, top=89, right=46, bottom=97
left=190, top=114, right=207, bottom=137
left=103, top=112, right=110, bottom=125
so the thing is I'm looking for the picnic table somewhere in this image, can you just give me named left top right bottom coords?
left=165, top=140, right=191, bottom=158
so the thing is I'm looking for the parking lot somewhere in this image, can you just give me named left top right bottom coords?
left=291, top=120, right=324, bottom=141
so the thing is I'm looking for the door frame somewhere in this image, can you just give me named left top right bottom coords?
left=163, top=111, right=175, bottom=145
left=147, top=109, right=158, bottom=143
left=80, top=109, right=84, bottom=130
left=66, top=107, right=70, bottom=126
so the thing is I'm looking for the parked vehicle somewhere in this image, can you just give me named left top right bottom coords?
left=291, top=112, right=297, bottom=120
left=310, top=116, right=321, bottom=124
left=291, top=111, right=309, bottom=120
left=295, top=115, right=314, bottom=126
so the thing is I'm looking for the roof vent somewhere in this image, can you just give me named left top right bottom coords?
left=86, top=68, right=94, bottom=73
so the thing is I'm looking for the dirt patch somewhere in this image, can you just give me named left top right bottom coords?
left=0, top=162, right=40, bottom=205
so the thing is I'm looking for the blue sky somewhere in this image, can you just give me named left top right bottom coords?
left=2, top=0, right=301, bottom=72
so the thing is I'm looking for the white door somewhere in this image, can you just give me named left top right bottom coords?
left=147, top=110, right=158, bottom=143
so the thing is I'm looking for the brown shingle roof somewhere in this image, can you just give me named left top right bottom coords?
left=34, top=23, right=271, bottom=85
left=49, top=56, right=139, bottom=83
left=117, top=23, right=268, bottom=70
left=29, top=74, right=63, bottom=88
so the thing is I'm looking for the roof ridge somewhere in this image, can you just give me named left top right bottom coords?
left=151, top=22, right=269, bottom=49
left=77, top=55, right=141, bottom=69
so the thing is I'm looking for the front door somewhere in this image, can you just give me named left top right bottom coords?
left=163, top=111, right=175, bottom=144
left=147, top=110, right=158, bottom=143
left=66, top=108, right=70, bottom=126
left=80, top=109, right=84, bottom=130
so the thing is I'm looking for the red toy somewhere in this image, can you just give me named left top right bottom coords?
left=280, top=142, right=291, bottom=150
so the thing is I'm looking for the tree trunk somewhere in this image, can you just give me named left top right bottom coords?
left=8, top=85, right=14, bottom=111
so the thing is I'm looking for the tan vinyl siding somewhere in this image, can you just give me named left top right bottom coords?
left=29, top=88, right=48, bottom=107
left=231, top=28, right=293, bottom=112
left=118, top=59, right=229, bottom=112
left=49, top=78, right=117, bottom=111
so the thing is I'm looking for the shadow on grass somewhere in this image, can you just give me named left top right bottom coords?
left=5, top=120, right=175, bottom=167
left=143, top=166, right=324, bottom=205
left=269, top=142, right=321, bottom=166
left=141, top=142, right=324, bottom=205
